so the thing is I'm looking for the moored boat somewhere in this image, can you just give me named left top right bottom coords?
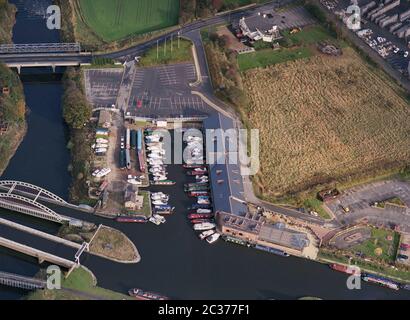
left=128, top=288, right=169, bottom=300
left=188, top=213, right=214, bottom=219
left=361, top=273, right=400, bottom=290
left=193, top=222, right=216, bottom=231
left=151, top=180, right=176, bottom=186
left=116, top=216, right=147, bottom=223
left=199, top=230, right=215, bottom=240
left=206, top=233, right=221, bottom=244
left=329, top=263, right=360, bottom=275
left=254, top=244, right=290, bottom=257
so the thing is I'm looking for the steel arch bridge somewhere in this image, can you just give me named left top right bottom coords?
left=0, top=193, right=65, bottom=223
left=0, top=180, right=67, bottom=205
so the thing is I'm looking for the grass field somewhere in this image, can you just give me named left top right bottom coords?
left=238, top=47, right=312, bottom=71
left=350, top=228, right=400, bottom=262
left=78, top=0, right=180, bottom=42
left=238, top=26, right=335, bottom=71
left=242, top=47, right=410, bottom=199
left=139, top=38, right=193, bottom=67
left=28, top=267, right=131, bottom=300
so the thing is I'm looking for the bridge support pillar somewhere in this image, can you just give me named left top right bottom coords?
left=16, top=65, right=21, bottom=74
left=51, top=64, right=56, bottom=73
left=38, top=257, right=45, bottom=264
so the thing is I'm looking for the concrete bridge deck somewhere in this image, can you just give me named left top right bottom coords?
left=0, top=223, right=77, bottom=269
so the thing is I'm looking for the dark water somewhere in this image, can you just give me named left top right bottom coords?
left=1, top=0, right=410, bottom=300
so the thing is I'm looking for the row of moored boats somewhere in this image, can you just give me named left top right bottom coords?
left=183, top=134, right=220, bottom=244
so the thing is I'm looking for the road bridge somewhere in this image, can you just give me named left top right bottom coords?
left=0, top=236, right=76, bottom=269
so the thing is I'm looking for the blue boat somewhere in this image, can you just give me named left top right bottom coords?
left=137, top=129, right=142, bottom=151
left=254, top=244, right=290, bottom=257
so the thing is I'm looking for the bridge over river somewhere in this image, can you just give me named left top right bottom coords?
left=0, top=43, right=92, bottom=72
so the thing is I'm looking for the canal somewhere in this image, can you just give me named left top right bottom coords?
left=1, top=0, right=410, bottom=300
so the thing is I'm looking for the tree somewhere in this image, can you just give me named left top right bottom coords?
left=63, top=92, right=91, bottom=129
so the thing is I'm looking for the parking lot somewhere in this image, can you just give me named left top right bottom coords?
left=322, top=0, right=410, bottom=76
left=398, top=233, right=410, bottom=266
left=326, top=180, right=410, bottom=231
left=126, top=63, right=214, bottom=119
left=84, top=68, right=123, bottom=109
left=234, top=6, right=316, bottom=32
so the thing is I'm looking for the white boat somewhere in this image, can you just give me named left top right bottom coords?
left=96, top=138, right=108, bottom=144
left=148, top=159, right=163, bottom=165
left=146, top=142, right=163, bottom=148
left=206, top=233, right=220, bottom=244
left=95, top=144, right=109, bottom=149
left=148, top=153, right=164, bottom=159
left=92, top=169, right=101, bottom=177
left=151, top=194, right=169, bottom=201
left=198, top=198, right=210, bottom=205
left=152, top=200, right=167, bottom=205
left=193, top=222, right=215, bottom=231
left=128, top=179, right=142, bottom=185
left=149, top=216, right=161, bottom=225
left=153, top=214, right=166, bottom=224
left=199, top=230, right=215, bottom=240
left=152, top=192, right=167, bottom=197
left=95, top=148, right=108, bottom=153
left=153, top=176, right=167, bottom=182
left=95, top=168, right=111, bottom=178
left=197, top=208, right=212, bottom=214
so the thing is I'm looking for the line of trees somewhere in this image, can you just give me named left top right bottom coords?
left=179, top=0, right=266, bottom=24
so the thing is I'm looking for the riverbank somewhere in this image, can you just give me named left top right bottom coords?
left=27, top=266, right=132, bottom=300
left=0, top=0, right=16, bottom=43
left=62, top=67, right=93, bottom=204
left=0, top=62, right=27, bottom=177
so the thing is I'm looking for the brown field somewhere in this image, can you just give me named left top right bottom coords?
left=243, top=47, right=410, bottom=200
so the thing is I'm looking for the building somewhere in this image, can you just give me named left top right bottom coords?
left=124, top=185, right=144, bottom=211
left=238, top=15, right=281, bottom=42
left=98, top=110, right=112, bottom=128
left=217, top=211, right=319, bottom=259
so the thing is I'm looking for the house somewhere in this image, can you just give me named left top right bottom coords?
left=124, top=185, right=144, bottom=211
left=238, top=15, right=281, bottom=43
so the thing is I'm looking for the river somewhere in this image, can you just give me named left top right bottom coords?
left=1, top=0, right=410, bottom=300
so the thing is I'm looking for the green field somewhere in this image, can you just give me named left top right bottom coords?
left=350, top=228, right=400, bottom=262
left=139, top=38, right=193, bottom=67
left=238, top=47, right=312, bottom=71
left=238, top=25, right=337, bottom=71
left=78, top=0, right=180, bottom=42
left=28, top=267, right=131, bottom=300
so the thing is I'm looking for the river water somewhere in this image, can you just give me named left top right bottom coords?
left=1, top=0, right=410, bottom=300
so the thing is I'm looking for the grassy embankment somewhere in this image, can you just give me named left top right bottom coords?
left=27, top=266, right=131, bottom=300
left=0, top=1, right=27, bottom=176
left=62, top=68, right=95, bottom=205
left=139, top=38, right=193, bottom=67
